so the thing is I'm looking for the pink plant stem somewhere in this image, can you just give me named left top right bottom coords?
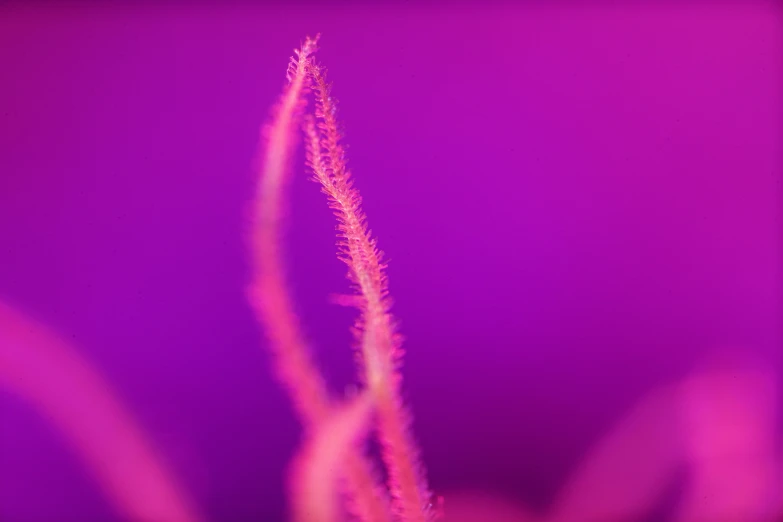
left=289, top=392, right=374, bottom=522
left=305, top=63, right=432, bottom=520
left=0, top=299, right=203, bottom=522
left=248, top=36, right=330, bottom=424
left=248, top=36, right=391, bottom=522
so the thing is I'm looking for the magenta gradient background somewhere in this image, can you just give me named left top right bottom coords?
left=1, top=2, right=781, bottom=521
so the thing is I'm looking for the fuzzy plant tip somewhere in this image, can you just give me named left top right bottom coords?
left=251, top=36, right=435, bottom=522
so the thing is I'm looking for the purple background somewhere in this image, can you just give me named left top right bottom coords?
left=1, top=2, right=781, bottom=520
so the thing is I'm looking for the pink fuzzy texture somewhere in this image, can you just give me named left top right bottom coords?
left=252, top=37, right=783, bottom=522
left=0, top=34, right=780, bottom=522
left=248, top=35, right=392, bottom=522
left=303, top=63, right=432, bottom=519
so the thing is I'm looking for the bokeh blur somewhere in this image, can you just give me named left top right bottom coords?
left=1, top=1, right=781, bottom=520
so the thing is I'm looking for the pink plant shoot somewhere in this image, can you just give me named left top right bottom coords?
left=249, top=35, right=436, bottom=522
left=1, top=31, right=779, bottom=522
